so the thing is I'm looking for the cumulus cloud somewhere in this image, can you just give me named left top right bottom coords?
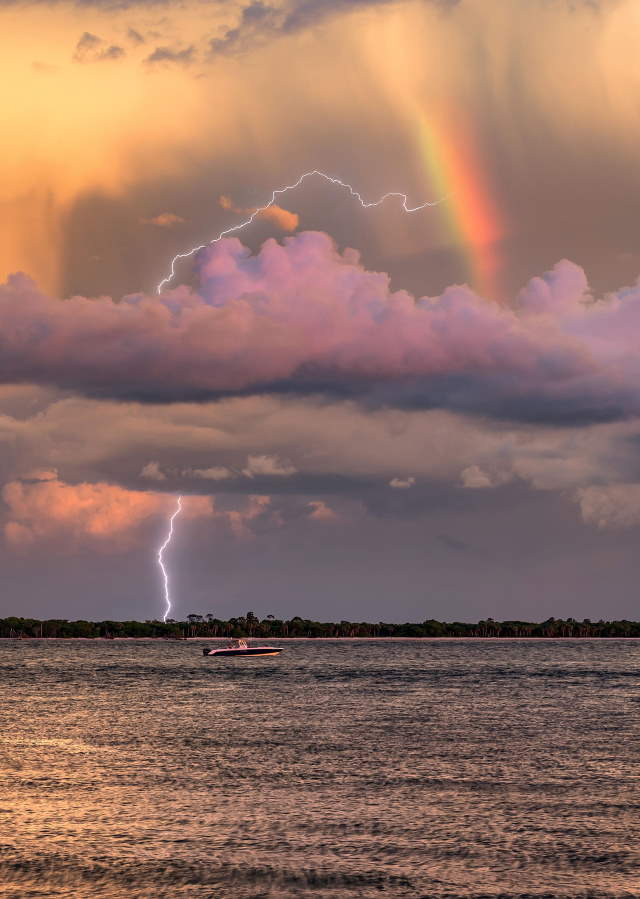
left=140, top=461, right=166, bottom=481
left=219, top=194, right=299, bottom=232
left=73, top=31, right=101, bottom=59
left=2, top=235, right=640, bottom=424
left=226, top=494, right=272, bottom=538
left=257, top=205, right=299, bottom=232
left=575, top=484, right=640, bottom=530
left=187, top=466, right=233, bottom=481
left=307, top=500, right=337, bottom=521
left=144, top=46, right=195, bottom=66
left=140, top=213, right=186, bottom=228
left=2, top=476, right=171, bottom=551
left=140, top=461, right=233, bottom=481
left=73, top=32, right=125, bottom=63
left=242, top=454, right=297, bottom=478
left=23, top=468, right=58, bottom=482
left=460, top=465, right=493, bottom=489
left=0, top=472, right=243, bottom=551
left=138, top=455, right=295, bottom=482
left=389, top=476, right=415, bottom=489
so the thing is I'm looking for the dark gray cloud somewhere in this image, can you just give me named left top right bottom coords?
left=127, top=27, right=145, bottom=43
left=73, top=31, right=125, bottom=62
left=210, top=2, right=280, bottom=55
left=144, top=45, right=195, bottom=66
left=210, top=0, right=397, bottom=55
left=210, top=0, right=445, bottom=55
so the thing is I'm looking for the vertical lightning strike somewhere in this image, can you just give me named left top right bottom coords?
left=158, top=495, right=183, bottom=623
left=157, top=170, right=448, bottom=293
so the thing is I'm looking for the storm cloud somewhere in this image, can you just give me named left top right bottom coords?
left=1, top=231, right=639, bottom=423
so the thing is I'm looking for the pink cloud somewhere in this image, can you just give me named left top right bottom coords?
left=1, top=232, right=640, bottom=422
left=2, top=474, right=213, bottom=551
left=307, top=500, right=337, bottom=521
left=219, top=195, right=299, bottom=231
left=140, top=213, right=187, bottom=228
left=226, top=494, right=272, bottom=538
left=389, top=476, right=415, bottom=489
left=242, top=454, right=296, bottom=477
left=256, top=205, right=299, bottom=232
left=574, top=484, right=640, bottom=530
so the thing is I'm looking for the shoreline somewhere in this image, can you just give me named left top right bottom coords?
left=2, top=635, right=640, bottom=641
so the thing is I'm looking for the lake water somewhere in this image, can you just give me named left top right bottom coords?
left=0, top=638, right=638, bottom=898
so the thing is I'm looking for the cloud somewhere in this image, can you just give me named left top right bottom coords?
left=140, top=461, right=233, bottom=481
left=73, top=32, right=125, bottom=63
left=389, top=476, right=415, bottom=488
left=127, top=27, right=145, bottom=44
left=140, top=213, right=186, bottom=228
left=307, top=499, right=337, bottom=520
left=3, top=234, right=640, bottom=424
left=219, top=194, right=299, bottom=232
left=100, top=45, right=126, bottom=60
left=209, top=0, right=437, bottom=55
left=460, top=465, right=493, bottom=489
left=187, top=466, right=233, bottom=481
left=138, top=455, right=295, bottom=481
left=140, top=461, right=166, bottom=481
left=257, top=205, right=299, bottom=232
left=144, top=46, right=195, bottom=66
left=574, top=484, right=640, bottom=530
left=2, top=476, right=168, bottom=550
left=210, top=2, right=281, bottom=55
left=5, top=385, right=640, bottom=540
left=226, top=494, right=272, bottom=537
left=242, top=454, right=297, bottom=477
left=73, top=31, right=101, bottom=59
left=1, top=472, right=216, bottom=551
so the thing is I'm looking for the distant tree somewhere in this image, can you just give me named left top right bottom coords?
left=186, top=613, right=203, bottom=637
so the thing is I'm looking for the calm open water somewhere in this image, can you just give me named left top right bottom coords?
left=0, top=638, right=639, bottom=898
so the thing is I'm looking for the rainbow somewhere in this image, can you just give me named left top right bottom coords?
left=418, top=113, right=503, bottom=299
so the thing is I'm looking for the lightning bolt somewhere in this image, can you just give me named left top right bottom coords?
left=158, top=495, right=183, bottom=623
left=157, top=170, right=448, bottom=293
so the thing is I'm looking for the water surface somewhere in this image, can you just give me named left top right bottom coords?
left=1, top=638, right=638, bottom=897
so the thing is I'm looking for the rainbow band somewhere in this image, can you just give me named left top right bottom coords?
left=418, top=114, right=503, bottom=298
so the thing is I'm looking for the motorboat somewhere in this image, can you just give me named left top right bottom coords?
left=203, top=639, right=283, bottom=658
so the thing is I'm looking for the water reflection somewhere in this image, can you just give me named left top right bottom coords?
left=0, top=639, right=638, bottom=897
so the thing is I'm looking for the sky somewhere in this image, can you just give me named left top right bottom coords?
left=2, top=0, right=640, bottom=622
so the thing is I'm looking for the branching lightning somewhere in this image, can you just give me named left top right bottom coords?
left=158, top=495, right=183, bottom=623
left=151, top=172, right=446, bottom=608
left=156, top=170, right=447, bottom=293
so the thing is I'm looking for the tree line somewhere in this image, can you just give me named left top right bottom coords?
left=1, top=613, right=640, bottom=639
